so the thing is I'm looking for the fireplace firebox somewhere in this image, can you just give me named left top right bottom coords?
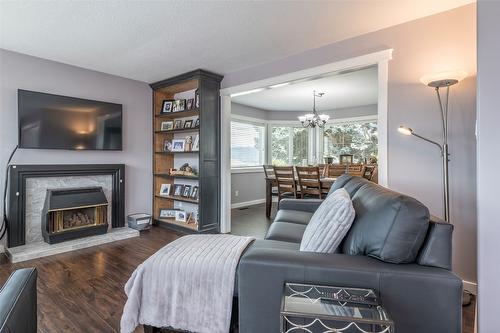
left=41, top=187, right=109, bottom=244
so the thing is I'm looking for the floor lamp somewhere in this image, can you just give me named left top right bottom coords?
left=398, top=71, right=467, bottom=222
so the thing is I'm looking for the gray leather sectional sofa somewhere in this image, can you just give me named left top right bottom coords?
left=237, top=175, right=462, bottom=333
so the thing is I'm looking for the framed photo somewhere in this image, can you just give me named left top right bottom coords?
left=161, top=121, right=174, bottom=131
left=173, top=184, right=184, bottom=197
left=159, top=209, right=177, bottom=219
left=190, top=186, right=198, bottom=200
left=159, top=184, right=171, bottom=196
left=175, top=210, right=187, bottom=223
left=192, top=134, right=199, bottom=151
left=195, top=89, right=200, bottom=108
left=339, top=154, right=354, bottom=164
left=163, top=139, right=172, bottom=152
left=161, top=100, right=174, bottom=114
left=194, top=118, right=200, bottom=128
left=183, top=120, right=193, bottom=128
left=174, top=120, right=182, bottom=129
left=187, top=98, right=194, bottom=110
left=172, top=99, right=186, bottom=112
left=171, top=139, right=186, bottom=152
left=182, top=185, right=192, bottom=197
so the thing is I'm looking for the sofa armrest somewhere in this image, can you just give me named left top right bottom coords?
left=0, top=268, right=37, bottom=333
left=277, top=198, right=323, bottom=213
left=238, top=247, right=461, bottom=333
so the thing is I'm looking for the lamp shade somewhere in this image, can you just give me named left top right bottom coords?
left=420, top=71, right=468, bottom=87
left=398, top=126, right=413, bottom=136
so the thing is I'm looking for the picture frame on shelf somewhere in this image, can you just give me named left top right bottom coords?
left=187, top=98, right=194, bottom=110
left=159, top=184, right=171, bottom=196
left=163, top=139, right=172, bottom=152
left=183, top=120, right=193, bottom=128
left=190, top=186, right=198, bottom=200
left=159, top=209, right=177, bottom=219
left=161, top=121, right=174, bottom=131
left=182, top=185, right=192, bottom=197
left=175, top=210, right=187, bottom=223
left=171, top=139, right=186, bottom=152
left=173, top=184, right=184, bottom=196
left=185, top=136, right=193, bottom=151
left=194, top=118, right=200, bottom=128
left=161, top=100, right=174, bottom=114
left=192, top=134, right=199, bottom=151
left=195, top=89, right=200, bottom=108
left=174, top=120, right=182, bottom=129
left=172, top=99, right=186, bottom=112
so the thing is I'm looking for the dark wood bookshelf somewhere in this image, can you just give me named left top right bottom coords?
left=154, top=173, right=199, bottom=180
left=154, top=151, right=199, bottom=154
left=155, top=127, right=199, bottom=134
left=155, top=195, right=198, bottom=204
left=155, top=109, right=199, bottom=119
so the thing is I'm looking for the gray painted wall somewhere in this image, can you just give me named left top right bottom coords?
left=230, top=103, right=377, bottom=206
left=225, top=5, right=477, bottom=285
left=477, top=0, right=500, bottom=330
left=0, top=49, right=152, bottom=248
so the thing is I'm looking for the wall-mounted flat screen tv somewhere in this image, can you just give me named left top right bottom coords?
left=18, top=89, right=123, bottom=150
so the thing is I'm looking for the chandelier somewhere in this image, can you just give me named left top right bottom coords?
left=298, top=90, right=329, bottom=128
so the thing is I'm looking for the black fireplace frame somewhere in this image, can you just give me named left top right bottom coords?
left=6, top=164, right=125, bottom=248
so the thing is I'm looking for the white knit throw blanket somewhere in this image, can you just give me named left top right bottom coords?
left=120, top=234, right=254, bottom=333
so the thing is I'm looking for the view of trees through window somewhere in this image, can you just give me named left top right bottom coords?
left=323, top=121, right=378, bottom=163
left=271, top=126, right=308, bottom=165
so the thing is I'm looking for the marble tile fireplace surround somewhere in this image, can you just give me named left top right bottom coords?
left=5, top=164, right=139, bottom=262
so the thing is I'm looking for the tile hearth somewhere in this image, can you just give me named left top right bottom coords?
left=6, top=227, right=139, bottom=263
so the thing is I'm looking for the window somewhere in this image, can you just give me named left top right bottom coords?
left=231, top=120, right=266, bottom=168
left=270, top=125, right=308, bottom=165
left=323, top=120, right=378, bottom=163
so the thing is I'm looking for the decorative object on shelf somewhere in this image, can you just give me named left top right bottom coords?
left=194, top=118, right=200, bottom=128
left=183, top=185, right=192, bottom=197
left=174, top=120, right=182, bottom=129
left=185, top=136, right=193, bottom=151
left=398, top=70, right=467, bottom=222
left=163, top=139, right=172, bottom=152
left=161, top=100, right=174, bottom=114
left=339, top=154, right=353, bottom=164
left=161, top=121, right=174, bottom=131
left=190, top=186, right=198, bottom=200
left=168, top=163, right=197, bottom=177
left=324, top=156, right=334, bottom=164
left=195, top=89, right=200, bottom=108
left=187, top=98, right=194, bottom=110
left=173, top=99, right=186, bottom=112
left=159, top=184, right=171, bottom=196
left=298, top=90, right=329, bottom=128
left=192, top=134, right=199, bottom=151
left=184, top=120, right=193, bottom=128
left=175, top=210, right=187, bottom=222
left=173, top=184, right=184, bottom=196
left=171, top=139, right=186, bottom=152
left=159, top=209, right=177, bottom=219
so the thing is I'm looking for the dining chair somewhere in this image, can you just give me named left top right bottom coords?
left=296, top=166, right=322, bottom=199
left=273, top=166, right=297, bottom=201
left=263, top=165, right=279, bottom=195
left=347, top=164, right=366, bottom=177
left=325, top=163, right=347, bottom=177
left=363, top=165, right=375, bottom=180
left=370, top=165, right=379, bottom=183
left=317, top=164, right=328, bottom=177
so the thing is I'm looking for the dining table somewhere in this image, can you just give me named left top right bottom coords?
left=264, top=176, right=337, bottom=217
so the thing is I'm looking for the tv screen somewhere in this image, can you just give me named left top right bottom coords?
left=18, top=90, right=123, bottom=150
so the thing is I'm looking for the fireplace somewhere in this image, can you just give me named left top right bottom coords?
left=41, top=187, right=109, bottom=244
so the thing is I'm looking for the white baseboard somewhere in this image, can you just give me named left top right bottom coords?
left=231, top=199, right=266, bottom=209
left=463, top=280, right=477, bottom=295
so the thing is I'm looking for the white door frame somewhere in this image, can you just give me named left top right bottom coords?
left=220, top=49, right=393, bottom=233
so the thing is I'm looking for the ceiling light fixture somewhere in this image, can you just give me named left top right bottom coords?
left=230, top=88, right=265, bottom=98
left=298, top=90, right=329, bottom=128
left=269, top=82, right=290, bottom=89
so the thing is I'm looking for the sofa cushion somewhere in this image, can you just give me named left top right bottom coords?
left=417, top=220, right=453, bottom=270
left=300, top=188, right=355, bottom=253
left=342, top=183, right=430, bottom=264
left=328, top=174, right=370, bottom=197
left=265, top=222, right=307, bottom=243
left=274, top=210, right=313, bottom=225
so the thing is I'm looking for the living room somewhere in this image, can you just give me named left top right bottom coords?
left=0, top=1, right=497, bottom=333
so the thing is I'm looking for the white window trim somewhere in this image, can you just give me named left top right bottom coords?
left=230, top=115, right=267, bottom=171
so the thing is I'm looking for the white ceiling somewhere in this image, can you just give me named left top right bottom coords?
left=0, top=0, right=474, bottom=83
left=232, top=66, right=378, bottom=111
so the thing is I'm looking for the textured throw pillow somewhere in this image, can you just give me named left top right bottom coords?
left=300, top=188, right=355, bottom=253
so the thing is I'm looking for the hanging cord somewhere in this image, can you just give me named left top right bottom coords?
left=1, top=145, right=18, bottom=240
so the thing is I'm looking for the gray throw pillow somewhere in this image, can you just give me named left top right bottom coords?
left=300, top=188, right=355, bottom=253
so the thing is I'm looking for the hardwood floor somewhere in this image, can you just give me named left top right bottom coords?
left=0, top=205, right=475, bottom=332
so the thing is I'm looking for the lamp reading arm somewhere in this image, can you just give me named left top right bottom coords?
left=411, top=132, right=443, bottom=153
